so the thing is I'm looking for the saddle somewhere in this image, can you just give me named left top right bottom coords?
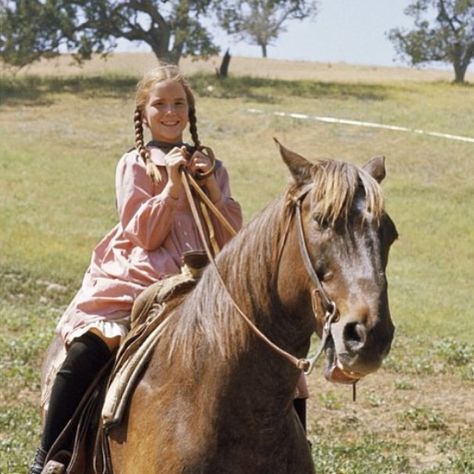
left=43, top=251, right=208, bottom=474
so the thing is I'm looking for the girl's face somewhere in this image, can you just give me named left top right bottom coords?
left=143, top=80, right=189, bottom=143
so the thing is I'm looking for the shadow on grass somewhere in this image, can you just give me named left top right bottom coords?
left=190, top=73, right=394, bottom=103
left=1, top=72, right=395, bottom=106
left=0, top=74, right=137, bottom=106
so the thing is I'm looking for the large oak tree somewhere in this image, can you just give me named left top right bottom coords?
left=388, top=0, right=474, bottom=83
left=0, top=0, right=219, bottom=67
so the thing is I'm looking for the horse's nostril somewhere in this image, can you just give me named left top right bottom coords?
left=343, top=322, right=367, bottom=350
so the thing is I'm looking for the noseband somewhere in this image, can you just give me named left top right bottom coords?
left=182, top=172, right=337, bottom=373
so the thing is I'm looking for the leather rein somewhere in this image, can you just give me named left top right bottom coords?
left=181, top=170, right=337, bottom=375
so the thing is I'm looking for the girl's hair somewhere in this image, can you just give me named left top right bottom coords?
left=134, top=64, right=201, bottom=183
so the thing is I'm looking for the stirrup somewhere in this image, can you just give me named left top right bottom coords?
left=42, top=460, right=66, bottom=474
left=43, top=449, right=70, bottom=474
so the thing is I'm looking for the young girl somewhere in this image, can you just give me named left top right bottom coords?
left=30, top=65, right=243, bottom=474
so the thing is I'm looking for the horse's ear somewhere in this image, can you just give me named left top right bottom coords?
left=274, top=138, right=312, bottom=184
left=363, top=156, right=386, bottom=183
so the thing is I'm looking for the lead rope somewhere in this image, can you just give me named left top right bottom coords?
left=180, top=169, right=311, bottom=371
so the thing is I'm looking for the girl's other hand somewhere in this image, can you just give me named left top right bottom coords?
left=189, top=150, right=221, bottom=203
left=188, top=150, right=213, bottom=180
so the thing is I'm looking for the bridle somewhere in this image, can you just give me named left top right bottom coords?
left=293, top=188, right=338, bottom=374
left=181, top=170, right=338, bottom=375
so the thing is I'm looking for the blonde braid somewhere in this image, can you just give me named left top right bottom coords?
left=134, top=108, right=162, bottom=183
left=188, top=107, right=201, bottom=150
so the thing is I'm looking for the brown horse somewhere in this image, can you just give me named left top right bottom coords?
left=101, top=142, right=397, bottom=473
left=41, top=142, right=397, bottom=473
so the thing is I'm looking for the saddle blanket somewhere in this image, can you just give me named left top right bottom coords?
left=101, top=264, right=200, bottom=429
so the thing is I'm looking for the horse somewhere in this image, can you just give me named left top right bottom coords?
left=42, top=141, right=398, bottom=473
left=99, top=141, right=398, bottom=473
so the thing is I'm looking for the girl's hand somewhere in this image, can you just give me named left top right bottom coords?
left=163, top=147, right=188, bottom=199
left=164, top=147, right=188, bottom=180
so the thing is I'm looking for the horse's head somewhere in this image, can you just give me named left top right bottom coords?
left=276, top=140, right=398, bottom=384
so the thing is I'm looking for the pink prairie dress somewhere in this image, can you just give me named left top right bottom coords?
left=56, top=145, right=243, bottom=346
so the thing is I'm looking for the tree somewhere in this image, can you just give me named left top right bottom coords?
left=388, top=0, right=474, bottom=83
left=218, top=0, right=317, bottom=58
left=0, top=0, right=219, bottom=68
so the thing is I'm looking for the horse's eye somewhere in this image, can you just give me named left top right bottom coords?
left=312, top=213, right=329, bottom=229
left=323, top=271, right=334, bottom=282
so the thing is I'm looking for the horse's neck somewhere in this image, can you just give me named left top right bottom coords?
left=198, top=200, right=302, bottom=386
left=214, top=200, right=284, bottom=317
left=166, top=199, right=304, bottom=401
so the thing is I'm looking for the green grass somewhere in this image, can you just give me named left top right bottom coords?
left=1, top=70, right=473, bottom=472
left=311, top=436, right=411, bottom=474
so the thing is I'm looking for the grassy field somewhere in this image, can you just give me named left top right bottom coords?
left=1, top=54, right=473, bottom=473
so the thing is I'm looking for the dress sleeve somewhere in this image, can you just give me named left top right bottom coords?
left=210, top=164, right=243, bottom=247
left=115, top=152, right=178, bottom=251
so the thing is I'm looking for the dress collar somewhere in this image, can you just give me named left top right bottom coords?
left=147, top=140, right=186, bottom=151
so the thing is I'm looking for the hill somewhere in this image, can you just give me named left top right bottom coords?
left=4, top=52, right=472, bottom=83
left=1, top=54, right=473, bottom=473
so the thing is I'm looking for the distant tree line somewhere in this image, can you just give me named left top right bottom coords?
left=0, top=0, right=472, bottom=82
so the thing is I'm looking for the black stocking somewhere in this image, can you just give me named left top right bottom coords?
left=40, top=331, right=111, bottom=451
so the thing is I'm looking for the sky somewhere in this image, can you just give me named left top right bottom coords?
left=118, top=0, right=421, bottom=67
left=210, top=0, right=415, bottom=66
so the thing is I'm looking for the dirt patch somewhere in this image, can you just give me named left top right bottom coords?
left=306, top=368, right=474, bottom=471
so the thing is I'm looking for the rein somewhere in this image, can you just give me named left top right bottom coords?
left=182, top=172, right=338, bottom=374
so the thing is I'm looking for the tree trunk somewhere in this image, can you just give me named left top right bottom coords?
left=151, top=45, right=181, bottom=64
left=453, top=60, right=467, bottom=83
left=149, top=27, right=181, bottom=65
left=261, top=43, right=267, bottom=58
left=216, top=49, right=231, bottom=78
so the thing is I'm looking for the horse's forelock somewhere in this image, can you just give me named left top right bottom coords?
left=307, top=160, right=384, bottom=225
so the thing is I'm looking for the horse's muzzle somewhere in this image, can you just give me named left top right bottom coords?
left=325, top=316, right=395, bottom=383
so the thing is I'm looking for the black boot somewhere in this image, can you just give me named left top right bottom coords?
left=34, top=332, right=111, bottom=468
left=29, top=447, right=47, bottom=474
left=293, top=397, right=307, bottom=432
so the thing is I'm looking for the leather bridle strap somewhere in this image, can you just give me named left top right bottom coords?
left=293, top=191, right=338, bottom=375
left=181, top=169, right=310, bottom=370
left=294, top=198, right=335, bottom=315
